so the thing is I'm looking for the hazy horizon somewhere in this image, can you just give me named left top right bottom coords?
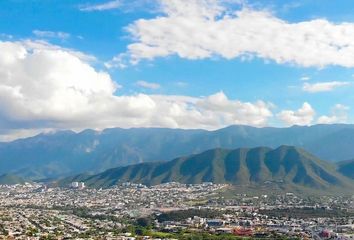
left=1, top=0, right=354, bottom=143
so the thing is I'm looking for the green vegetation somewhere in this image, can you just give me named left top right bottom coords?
left=61, top=146, right=354, bottom=194
left=121, top=226, right=299, bottom=240
left=337, top=159, right=354, bottom=179
left=0, top=173, right=27, bottom=185
left=259, top=207, right=354, bottom=219
left=3, top=124, right=354, bottom=180
left=26, top=227, right=39, bottom=237
left=150, top=232, right=244, bottom=240
left=156, top=209, right=222, bottom=222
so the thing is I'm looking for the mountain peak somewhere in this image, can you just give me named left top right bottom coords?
left=61, top=146, right=353, bottom=192
left=3, top=124, right=354, bottom=180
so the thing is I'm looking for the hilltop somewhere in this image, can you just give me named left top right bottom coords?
left=60, top=146, right=354, bottom=193
left=2, top=124, right=354, bottom=179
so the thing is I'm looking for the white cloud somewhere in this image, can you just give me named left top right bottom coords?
left=33, top=30, right=71, bottom=40
left=303, top=81, right=350, bottom=93
left=300, top=76, right=310, bottom=81
left=0, top=40, right=274, bottom=141
left=0, top=129, right=53, bottom=142
left=277, top=102, right=315, bottom=126
left=109, top=0, right=354, bottom=68
left=79, top=0, right=121, bottom=11
left=136, top=80, right=161, bottom=89
left=195, top=92, right=273, bottom=127
left=20, top=39, right=97, bottom=62
left=317, top=104, right=350, bottom=124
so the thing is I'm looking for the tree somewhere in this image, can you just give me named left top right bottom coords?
left=136, top=217, right=153, bottom=228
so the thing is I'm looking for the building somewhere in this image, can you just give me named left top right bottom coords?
left=71, top=182, right=85, bottom=189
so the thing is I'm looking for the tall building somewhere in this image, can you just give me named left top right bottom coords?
left=71, top=182, right=79, bottom=188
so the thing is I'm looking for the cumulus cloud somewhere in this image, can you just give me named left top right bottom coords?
left=195, top=92, right=273, bottom=127
left=317, top=104, right=350, bottom=124
left=33, top=30, right=71, bottom=40
left=303, top=81, right=350, bottom=93
left=79, top=0, right=121, bottom=11
left=108, top=0, right=354, bottom=68
left=0, top=40, right=274, bottom=141
left=21, top=39, right=97, bottom=62
left=0, top=40, right=116, bottom=124
left=136, top=80, right=161, bottom=89
left=277, top=102, right=315, bottom=126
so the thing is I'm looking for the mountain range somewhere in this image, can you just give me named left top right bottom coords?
left=1, top=124, right=354, bottom=179
left=59, top=146, right=354, bottom=194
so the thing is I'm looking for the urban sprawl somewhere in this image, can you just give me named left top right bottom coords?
left=0, top=182, right=353, bottom=239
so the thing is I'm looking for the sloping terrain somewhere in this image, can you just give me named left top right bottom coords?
left=60, top=146, right=354, bottom=192
left=2, top=124, right=354, bottom=179
left=337, top=159, right=354, bottom=179
left=0, top=174, right=27, bottom=185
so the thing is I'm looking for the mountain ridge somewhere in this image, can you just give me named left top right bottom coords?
left=337, top=159, right=354, bottom=179
left=2, top=124, right=354, bottom=179
left=59, top=146, right=354, bottom=193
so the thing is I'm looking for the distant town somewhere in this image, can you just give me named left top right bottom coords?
left=0, top=182, right=353, bottom=239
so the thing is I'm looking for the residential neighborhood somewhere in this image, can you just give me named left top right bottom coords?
left=0, top=182, right=353, bottom=239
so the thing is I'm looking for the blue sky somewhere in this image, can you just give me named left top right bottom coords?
left=1, top=0, right=354, bottom=140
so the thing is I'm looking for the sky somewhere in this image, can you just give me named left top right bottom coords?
left=1, top=0, right=354, bottom=141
